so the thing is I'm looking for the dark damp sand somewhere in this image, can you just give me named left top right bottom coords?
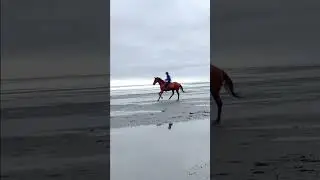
left=1, top=76, right=111, bottom=180
left=211, top=0, right=320, bottom=178
left=209, top=63, right=320, bottom=178
left=210, top=66, right=320, bottom=180
left=211, top=102, right=320, bottom=180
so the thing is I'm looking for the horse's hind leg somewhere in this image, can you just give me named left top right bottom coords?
left=169, top=90, right=174, bottom=99
left=176, top=89, right=180, bottom=101
left=213, top=94, right=223, bottom=125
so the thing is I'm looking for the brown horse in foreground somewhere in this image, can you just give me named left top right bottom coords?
left=211, top=65, right=240, bottom=125
left=153, top=77, right=185, bottom=101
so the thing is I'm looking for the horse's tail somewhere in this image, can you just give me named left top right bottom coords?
left=223, top=71, right=240, bottom=98
left=179, top=84, right=185, bottom=93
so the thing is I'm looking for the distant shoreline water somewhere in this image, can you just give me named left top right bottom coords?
left=110, top=76, right=209, bottom=90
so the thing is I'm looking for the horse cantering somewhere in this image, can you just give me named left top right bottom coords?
left=211, top=65, right=240, bottom=125
left=153, top=77, right=185, bottom=101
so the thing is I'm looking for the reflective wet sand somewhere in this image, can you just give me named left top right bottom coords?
left=111, top=119, right=210, bottom=180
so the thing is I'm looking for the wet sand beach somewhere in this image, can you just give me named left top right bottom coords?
left=212, top=0, right=320, bottom=178
left=211, top=66, right=320, bottom=180
left=1, top=75, right=110, bottom=180
left=1, top=76, right=210, bottom=179
left=111, top=119, right=210, bottom=180
left=111, top=80, right=210, bottom=128
left=2, top=65, right=320, bottom=179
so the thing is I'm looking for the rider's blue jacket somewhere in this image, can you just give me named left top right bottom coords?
left=165, top=74, right=171, bottom=83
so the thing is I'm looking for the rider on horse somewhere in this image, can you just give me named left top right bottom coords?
left=164, top=72, right=171, bottom=90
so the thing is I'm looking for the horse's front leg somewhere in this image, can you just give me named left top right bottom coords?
left=157, top=91, right=163, bottom=101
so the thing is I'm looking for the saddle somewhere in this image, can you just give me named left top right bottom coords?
left=164, top=82, right=173, bottom=90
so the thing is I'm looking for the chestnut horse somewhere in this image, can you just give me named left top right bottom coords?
left=211, top=65, right=240, bottom=125
left=153, top=77, right=185, bottom=101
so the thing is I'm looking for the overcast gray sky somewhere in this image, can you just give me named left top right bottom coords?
left=1, top=0, right=109, bottom=79
left=212, top=0, right=320, bottom=68
left=110, top=0, right=210, bottom=80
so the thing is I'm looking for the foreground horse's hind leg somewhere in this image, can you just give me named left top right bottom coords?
left=176, top=89, right=180, bottom=101
left=169, top=90, right=174, bottom=99
left=213, top=94, right=223, bottom=125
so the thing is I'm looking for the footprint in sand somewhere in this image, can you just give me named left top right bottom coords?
left=254, top=162, right=270, bottom=167
left=46, top=173, right=63, bottom=178
left=251, top=170, right=265, bottom=174
left=227, top=160, right=242, bottom=164
left=214, top=172, right=229, bottom=176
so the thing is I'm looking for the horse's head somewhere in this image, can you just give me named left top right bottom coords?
left=153, top=77, right=163, bottom=85
left=153, top=77, right=158, bottom=85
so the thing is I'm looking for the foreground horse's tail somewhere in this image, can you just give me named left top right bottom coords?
left=223, top=72, right=240, bottom=98
left=179, top=84, right=185, bottom=92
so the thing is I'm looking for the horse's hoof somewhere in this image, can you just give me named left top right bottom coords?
left=212, top=120, right=220, bottom=126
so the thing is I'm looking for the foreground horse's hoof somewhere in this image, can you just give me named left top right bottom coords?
left=211, top=120, right=221, bottom=126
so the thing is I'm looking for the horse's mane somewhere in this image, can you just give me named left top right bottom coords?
left=154, top=77, right=164, bottom=82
